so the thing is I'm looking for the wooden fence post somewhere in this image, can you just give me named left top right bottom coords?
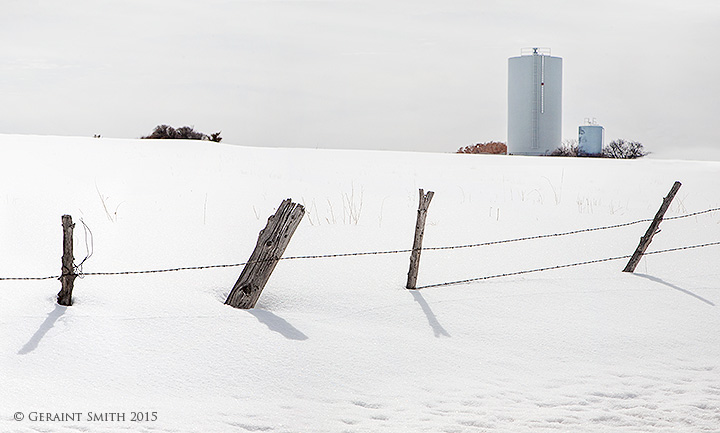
left=623, top=181, right=682, bottom=273
left=57, top=215, right=76, bottom=306
left=225, top=199, right=305, bottom=309
left=406, top=189, right=434, bottom=289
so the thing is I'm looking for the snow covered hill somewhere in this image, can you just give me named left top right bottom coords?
left=2, top=134, right=719, bottom=432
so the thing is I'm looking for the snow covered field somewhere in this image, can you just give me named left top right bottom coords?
left=2, top=134, right=719, bottom=432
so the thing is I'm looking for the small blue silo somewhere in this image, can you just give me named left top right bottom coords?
left=578, top=122, right=604, bottom=156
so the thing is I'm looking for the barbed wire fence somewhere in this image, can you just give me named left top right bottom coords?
left=417, top=241, right=720, bottom=289
left=1, top=205, right=719, bottom=284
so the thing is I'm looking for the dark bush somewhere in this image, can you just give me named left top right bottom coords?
left=457, top=141, right=507, bottom=155
left=550, top=138, right=647, bottom=159
left=603, top=139, right=647, bottom=159
left=142, top=124, right=175, bottom=139
left=141, top=125, right=222, bottom=142
left=208, top=131, right=222, bottom=143
left=175, top=126, right=206, bottom=140
left=550, top=139, right=579, bottom=157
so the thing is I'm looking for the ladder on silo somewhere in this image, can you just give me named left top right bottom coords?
left=531, top=53, right=540, bottom=150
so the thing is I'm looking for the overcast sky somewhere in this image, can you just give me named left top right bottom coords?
left=2, top=0, right=719, bottom=156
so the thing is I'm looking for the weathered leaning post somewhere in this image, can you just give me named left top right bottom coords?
left=225, top=199, right=305, bottom=309
left=406, top=189, right=434, bottom=290
left=623, top=181, right=682, bottom=273
left=57, top=214, right=77, bottom=306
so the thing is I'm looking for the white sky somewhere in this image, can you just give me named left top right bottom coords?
left=2, top=0, right=719, bottom=155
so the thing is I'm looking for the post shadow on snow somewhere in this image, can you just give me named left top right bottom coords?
left=18, top=304, right=67, bottom=355
left=247, top=309, right=308, bottom=341
left=410, top=290, right=451, bottom=338
left=634, top=273, right=716, bottom=307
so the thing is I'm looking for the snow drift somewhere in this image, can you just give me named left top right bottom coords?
left=1, top=134, right=719, bottom=432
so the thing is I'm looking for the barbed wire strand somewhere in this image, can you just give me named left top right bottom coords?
left=416, top=240, right=720, bottom=289
left=2, top=240, right=719, bottom=283
left=0, top=261, right=253, bottom=281
left=0, top=275, right=61, bottom=281
left=665, top=207, right=720, bottom=221
left=421, top=206, right=720, bottom=252
left=82, top=262, right=251, bottom=276
left=1, top=207, right=719, bottom=282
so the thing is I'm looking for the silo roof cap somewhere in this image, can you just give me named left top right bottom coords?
left=521, top=47, right=552, bottom=56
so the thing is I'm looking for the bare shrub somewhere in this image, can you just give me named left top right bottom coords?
left=550, top=138, right=646, bottom=159
left=550, top=139, right=579, bottom=157
left=457, top=141, right=507, bottom=155
left=208, top=131, right=222, bottom=143
left=142, top=125, right=222, bottom=142
left=603, top=139, right=647, bottom=159
left=175, top=126, right=206, bottom=140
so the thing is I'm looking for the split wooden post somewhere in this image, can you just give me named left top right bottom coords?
left=57, top=215, right=76, bottom=306
left=623, top=181, right=682, bottom=273
left=406, top=189, right=434, bottom=289
left=225, top=199, right=305, bottom=309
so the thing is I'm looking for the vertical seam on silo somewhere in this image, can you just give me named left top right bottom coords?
left=541, top=55, right=545, bottom=115
left=532, top=55, right=539, bottom=149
